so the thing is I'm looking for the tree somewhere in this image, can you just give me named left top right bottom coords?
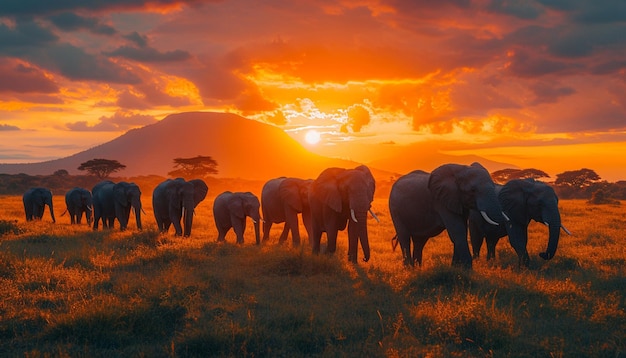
left=53, top=169, right=69, bottom=176
left=168, top=155, right=219, bottom=179
left=78, top=158, right=126, bottom=179
left=491, top=168, right=550, bottom=184
left=555, top=168, right=601, bottom=189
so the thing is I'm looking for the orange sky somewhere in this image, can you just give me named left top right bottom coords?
left=1, top=1, right=626, bottom=181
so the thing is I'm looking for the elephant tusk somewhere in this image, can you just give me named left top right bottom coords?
left=502, top=212, right=510, bottom=221
left=481, top=211, right=499, bottom=226
left=141, top=208, right=147, bottom=215
left=251, top=218, right=257, bottom=224
left=350, top=209, right=358, bottom=223
left=87, top=205, right=93, bottom=211
left=561, top=224, right=572, bottom=236
left=369, top=209, right=380, bottom=223
left=544, top=221, right=549, bottom=227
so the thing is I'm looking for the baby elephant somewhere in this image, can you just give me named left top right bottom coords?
left=213, top=191, right=261, bottom=244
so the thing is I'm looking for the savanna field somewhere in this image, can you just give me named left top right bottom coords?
left=0, top=180, right=625, bottom=357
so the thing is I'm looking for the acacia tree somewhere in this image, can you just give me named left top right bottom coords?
left=77, top=158, right=126, bottom=179
left=168, top=155, right=219, bottom=179
left=554, top=168, right=601, bottom=198
left=491, top=168, right=550, bottom=184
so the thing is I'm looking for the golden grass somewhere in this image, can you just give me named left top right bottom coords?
left=0, top=194, right=624, bottom=357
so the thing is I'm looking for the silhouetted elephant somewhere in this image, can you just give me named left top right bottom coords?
left=469, top=178, right=571, bottom=267
left=213, top=191, right=261, bottom=244
left=23, top=187, right=55, bottom=223
left=63, top=187, right=93, bottom=225
left=152, top=178, right=208, bottom=237
left=389, top=163, right=507, bottom=269
left=261, top=177, right=313, bottom=246
left=92, top=180, right=143, bottom=231
left=308, top=165, right=378, bottom=263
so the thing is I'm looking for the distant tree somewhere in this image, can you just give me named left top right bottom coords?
left=168, top=155, right=219, bottom=179
left=78, top=158, right=126, bottom=179
left=53, top=169, right=69, bottom=176
left=555, top=168, right=601, bottom=189
left=491, top=168, right=550, bottom=184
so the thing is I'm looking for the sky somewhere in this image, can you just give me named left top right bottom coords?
left=1, top=0, right=625, bottom=180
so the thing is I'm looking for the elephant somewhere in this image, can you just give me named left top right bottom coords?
left=469, top=178, right=571, bottom=267
left=64, top=187, right=93, bottom=225
left=152, top=178, right=208, bottom=237
left=213, top=191, right=261, bottom=244
left=388, top=163, right=507, bottom=269
left=308, top=165, right=378, bottom=263
left=92, top=180, right=143, bottom=231
left=261, top=177, right=313, bottom=246
left=22, top=187, right=56, bottom=223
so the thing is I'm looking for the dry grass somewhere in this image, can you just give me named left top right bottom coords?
left=0, top=194, right=624, bottom=357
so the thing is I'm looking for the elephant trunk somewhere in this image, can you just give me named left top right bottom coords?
left=48, top=199, right=56, bottom=223
left=133, top=200, right=142, bottom=230
left=253, top=219, right=261, bottom=245
left=348, top=210, right=370, bottom=263
left=183, top=200, right=194, bottom=237
left=540, top=217, right=561, bottom=260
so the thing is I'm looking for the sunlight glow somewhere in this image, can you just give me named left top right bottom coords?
left=305, top=130, right=321, bottom=145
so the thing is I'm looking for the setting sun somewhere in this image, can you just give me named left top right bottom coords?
left=305, top=130, right=321, bottom=145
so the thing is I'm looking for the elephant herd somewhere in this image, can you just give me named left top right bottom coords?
left=20, top=162, right=570, bottom=269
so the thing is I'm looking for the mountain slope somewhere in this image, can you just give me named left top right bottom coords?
left=0, top=112, right=359, bottom=180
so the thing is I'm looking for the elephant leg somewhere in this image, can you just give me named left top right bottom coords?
left=216, top=221, right=231, bottom=242
left=326, top=230, right=339, bottom=254
left=285, top=210, right=301, bottom=247
left=77, top=212, right=83, bottom=224
left=262, top=221, right=272, bottom=242
left=311, top=222, right=323, bottom=254
left=444, top=219, right=472, bottom=269
left=233, top=218, right=246, bottom=244
left=486, top=236, right=499, bottom=261
left=507, top=225, right=530, bottom=267
left=412, top=236, right=428, bottom=267
left=278, top=224, right=290, bottom=244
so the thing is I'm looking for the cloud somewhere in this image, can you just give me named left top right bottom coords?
left=0, top=59, right=59, bottom=94
left=341, top=105, right=371, bottom=133
left=0, top=0, right=208, bottom=17
left=124, top=31, right=149, bottom=47
left=66, top=111, right=157, bottom=131
left=105, top=46, right=191, bottom=62
left=47, top=12, right=117, bottom=35
left=530, top=82, right=576, bottom=105
left=0, top=124, right=20, bottom=131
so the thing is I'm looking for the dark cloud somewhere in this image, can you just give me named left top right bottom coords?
left=0, top=124, right=21, bottom=131
left=124, top=31, right=148, bottom=47
left=487, top=0, right=544, bottom=19
left=0, top=0, right=208, bottom=17
left=47, top=12, right=116, bottom=35
left=105, top=46, right=191, bottom=62
left=116, top=82, right=194, bottom=109
left=66, top=111, right=156, bottom=131
left=0, top=60, right=59, bottom=93
left=530, top=82, right=576, bottom=105
left=0, top=20, right=58, bottom=48
left=507, top=51, right=578, bottom=77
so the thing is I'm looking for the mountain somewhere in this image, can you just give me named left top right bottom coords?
left=0, top=112, right=367, bottom=180
left=367, top=142, right=516, bottom=176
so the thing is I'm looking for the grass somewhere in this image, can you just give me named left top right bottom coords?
left=0, top=194, right=624, bottom=357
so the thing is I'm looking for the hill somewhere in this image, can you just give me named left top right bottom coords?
left=366, top=142, right=516, bottom=176
left=0, top=112, right=366, bottom=180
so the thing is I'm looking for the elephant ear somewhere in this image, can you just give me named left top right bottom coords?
left=114, top=184, right=128, bottom=207
left=228, top=196, right=245, bottom=219
left=190, top=179, right=208, bottom=207
left=280, top=179, right=303, bottom=212
left=428, top=164, right=464, bottom=215
left=314, top=169, right=343, bottom=213
left=499, top=179, right=534, bottom=224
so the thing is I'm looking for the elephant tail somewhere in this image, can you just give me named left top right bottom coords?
left=391, top=235, right=399, bottom=251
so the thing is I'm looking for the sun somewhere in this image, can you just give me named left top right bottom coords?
left=305, top=129, right=321, bottom=145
